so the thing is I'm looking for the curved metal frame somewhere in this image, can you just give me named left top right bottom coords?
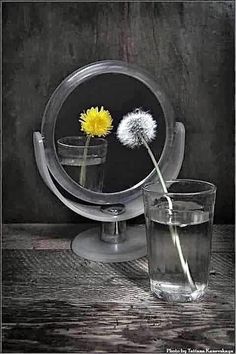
left=34, top=122, right=185, bottom=221
left=41, top=60, right=175, bottom=205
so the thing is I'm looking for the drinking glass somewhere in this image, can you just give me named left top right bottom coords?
left=57, top=136, right=107, bottom=192
left=143, top=179, right=216, bottom=302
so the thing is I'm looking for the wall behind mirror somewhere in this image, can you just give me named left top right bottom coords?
left=3, top=2, right=234, bottom=223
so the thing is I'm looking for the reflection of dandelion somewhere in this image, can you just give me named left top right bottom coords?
left=79, top=107, right=113, bottom=187
left=80, top=106, right=113, bottom=137
left=117, top=108, right=196, bottom=291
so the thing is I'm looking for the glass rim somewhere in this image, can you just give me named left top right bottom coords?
left=142, top=179, right=217, bottom=196
left=57, top=136, right=108, bottom=149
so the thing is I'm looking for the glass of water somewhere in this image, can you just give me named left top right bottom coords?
left=57, top=136, right=107, bottom=192
left=143, top=179, right=216, bottom=302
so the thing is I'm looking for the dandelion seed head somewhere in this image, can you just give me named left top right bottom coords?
left=117, top=108, right=157, bottom=148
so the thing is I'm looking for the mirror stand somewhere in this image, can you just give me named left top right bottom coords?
left=33, top=132, right=147, bottom=262
left=72, top=221, right=147, bottom=262
left=33, top=121, right=185, bottom=263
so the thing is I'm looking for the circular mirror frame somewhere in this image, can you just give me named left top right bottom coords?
left=41, top=60, right=175, bottom=205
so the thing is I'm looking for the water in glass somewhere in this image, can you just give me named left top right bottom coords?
left=60, top=155, right=106, bottom=192
left=145, top=201, right=212, bottom=302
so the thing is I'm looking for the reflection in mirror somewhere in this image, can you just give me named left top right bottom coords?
left=55, top=73, right=166, bottom=193
left=57, top=136, right=107, bottom=192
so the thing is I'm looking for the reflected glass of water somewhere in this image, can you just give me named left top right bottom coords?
left=57, top=136, right=107, bottom=192
left=143, top=179, right=216, bottom=302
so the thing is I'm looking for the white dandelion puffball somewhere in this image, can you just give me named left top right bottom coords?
left=117, top=109, right=157, bottom=148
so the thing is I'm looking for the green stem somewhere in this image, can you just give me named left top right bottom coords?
left=80, top=135, right=91, bottom=187
left=140, top=134, right=197, bottom=292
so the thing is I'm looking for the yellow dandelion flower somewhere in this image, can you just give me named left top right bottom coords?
left=80, top=106, right=113, bottom=137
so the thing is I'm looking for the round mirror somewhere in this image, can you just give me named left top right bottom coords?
left=41, top=61, right=175, bottom=205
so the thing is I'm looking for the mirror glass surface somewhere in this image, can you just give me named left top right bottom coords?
left=55, top=73, right=166, bottom=193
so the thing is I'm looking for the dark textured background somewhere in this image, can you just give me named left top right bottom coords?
left=3, top=2, right=234, bottom=223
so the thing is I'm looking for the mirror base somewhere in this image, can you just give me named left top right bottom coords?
left=71, top=225, right=147, bottom=263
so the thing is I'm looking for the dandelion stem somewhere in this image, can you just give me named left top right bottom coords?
left=80, top=135, right=91, bottom=187
left=139, top=134, right=196, bottom=292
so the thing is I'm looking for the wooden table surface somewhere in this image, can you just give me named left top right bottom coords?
left=2, top=224, right=235, bottom=353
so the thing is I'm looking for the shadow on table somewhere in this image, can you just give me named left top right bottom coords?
left=104, top=256, right=150, bottom=294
